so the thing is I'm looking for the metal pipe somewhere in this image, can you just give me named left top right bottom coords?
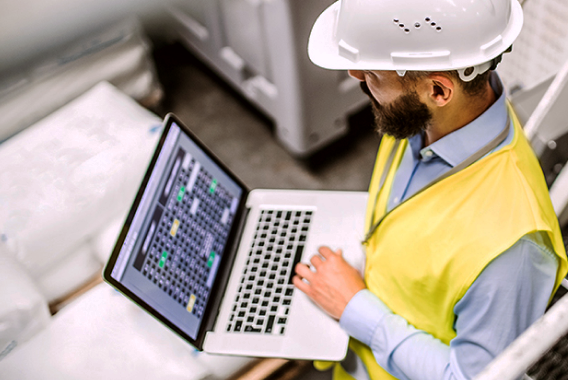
left=474, top=293, right=568, bottom=380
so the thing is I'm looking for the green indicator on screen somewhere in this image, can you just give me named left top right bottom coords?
left=159, top=251, right=169, bottom=268
left=207, top=252, right=216, bottom=268
left=209, top=179, right=217, bottom=194
left=177, top=186, right=186, bottom=202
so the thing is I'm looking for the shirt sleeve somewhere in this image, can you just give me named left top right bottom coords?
left=339, top=232, right=559, bottom=380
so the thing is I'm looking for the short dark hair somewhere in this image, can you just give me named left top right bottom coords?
left=402, top=69, right=492, bottom=98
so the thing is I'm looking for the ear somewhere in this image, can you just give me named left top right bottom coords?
left=425, top=73, right=454, bottom=107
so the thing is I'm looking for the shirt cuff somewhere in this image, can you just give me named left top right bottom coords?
left=339, top=289, right=393, bottom=346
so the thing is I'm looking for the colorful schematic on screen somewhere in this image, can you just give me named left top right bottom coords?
left=113, top=122, right=243, bottom=340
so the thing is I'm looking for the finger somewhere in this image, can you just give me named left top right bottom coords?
left=295, top=262, right=314, bottom=281
left=310, top=255, right=324, bottom=269
left=318, top=246, right=335, bottom=259
left=292, top=275, right=311, bottom=294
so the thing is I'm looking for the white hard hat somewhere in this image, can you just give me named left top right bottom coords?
left=308, top=0, right=523, bottom=81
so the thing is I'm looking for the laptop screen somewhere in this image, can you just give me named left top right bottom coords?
left=105, top=114, right=247, bottom=346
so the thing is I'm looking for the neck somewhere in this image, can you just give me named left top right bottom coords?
left=424, top=84, right=497, bottom=146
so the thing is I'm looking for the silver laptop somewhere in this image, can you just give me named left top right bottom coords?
left=103, top=113, right=368, bottom=360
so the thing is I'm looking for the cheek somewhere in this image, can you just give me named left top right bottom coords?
left=369, top=86, right=398, bottom=106
left=366, top=78, right=402, bottom=105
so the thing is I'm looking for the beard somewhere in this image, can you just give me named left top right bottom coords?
left=360, top=81, right=432, bottom=140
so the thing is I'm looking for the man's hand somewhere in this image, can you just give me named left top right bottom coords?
left=293, top=246, right=366, bottom=320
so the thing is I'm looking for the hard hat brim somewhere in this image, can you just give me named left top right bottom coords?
left=308, top=0, right=524, bottom=72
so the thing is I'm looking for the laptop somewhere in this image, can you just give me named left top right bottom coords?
left=103, top=113, right=368, bottom=360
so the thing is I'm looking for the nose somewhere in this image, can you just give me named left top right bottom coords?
left=348, top=70, right=365, bottom=81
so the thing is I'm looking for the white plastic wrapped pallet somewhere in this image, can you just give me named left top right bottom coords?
left=0, top=17, right=162, bottom=143
left=0, top=283, right=252, bottom=380
left=0, top=81, right=163, bottom=302
left=0, top=245, right=51, bottom=362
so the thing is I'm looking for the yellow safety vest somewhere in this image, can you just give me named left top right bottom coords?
left=334, top=110, right=568, bottom=380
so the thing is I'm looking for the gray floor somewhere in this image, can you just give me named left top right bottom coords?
left=151, top=41, right=378, bottom=380
left=152, top=42, right=380, bottom=193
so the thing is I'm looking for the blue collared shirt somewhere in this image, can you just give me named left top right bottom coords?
left=339, top=73, right=559, bottom=380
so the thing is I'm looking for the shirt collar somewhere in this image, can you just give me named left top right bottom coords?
left=412, top=72, right=508, bottom=167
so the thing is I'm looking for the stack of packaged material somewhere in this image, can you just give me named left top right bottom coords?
left=0, top=17, right=162, bottom=143
left=0, top=246, right=51, bottom=362
left=0, top=81, right=163, bottom=303
left=0, top=82, right=254, bottom=379
left=0, top=283, right=252, bottom=380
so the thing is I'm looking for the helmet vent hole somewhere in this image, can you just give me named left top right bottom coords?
left=399, top=23, right=405, bottom=28
left=436, top=26, right=442, bottom=31
left=393, top=18, right=400, bottom=23
left=415, top=23, right=421, bottom=28
left=425, top=17, right=431, bottom=22
left=431, top=22, right=436, bottom=26
left=404, top=28, right=410, bottom=33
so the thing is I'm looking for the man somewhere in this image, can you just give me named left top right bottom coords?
left=293, top=0, right=568, bottom=379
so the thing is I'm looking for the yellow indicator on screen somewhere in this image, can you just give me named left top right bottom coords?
left=187, top=294, right=196, bottom=313
left=170, top=219, right=180, bottom=237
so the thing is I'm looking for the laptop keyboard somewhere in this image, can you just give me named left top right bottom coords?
left=226, top=209, right=314, bottom=335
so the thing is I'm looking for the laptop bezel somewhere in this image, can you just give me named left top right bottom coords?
left=103, top=112, right=250, bottom=350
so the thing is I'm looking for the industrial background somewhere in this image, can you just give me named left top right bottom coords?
left=0, top=0, right=567, bottom=379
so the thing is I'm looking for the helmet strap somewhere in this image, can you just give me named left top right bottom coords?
left=458, top=61, right=492, bottom=82
left=458, top=45, right=513, bottom=82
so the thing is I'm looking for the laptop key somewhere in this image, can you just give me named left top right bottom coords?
left=289, top=245, right=304, bottom=284
left=245, top=325, right=261, bottom=333
left=266, top=315, right=275, bottom=333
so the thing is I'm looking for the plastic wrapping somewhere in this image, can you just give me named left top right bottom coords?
left=0, top=81, right=162, bottom=296
left=0, top=244, right=50, bottom=362
left=34, top=242, right=103, bottom=302
left=0, top=18, right=162, bottom=143
left=92, top=215, right=127, bottom=264
left=0, top=284, right=252, bottom=379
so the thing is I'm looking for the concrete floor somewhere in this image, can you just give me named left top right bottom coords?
left=150, top=41, right=380, bottom=380
left=152, top=42, right=380, bottom=193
